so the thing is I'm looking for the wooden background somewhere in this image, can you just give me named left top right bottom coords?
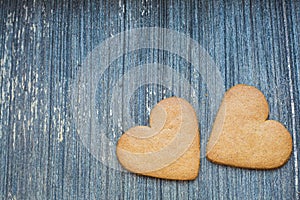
left=0, top=0, right=299, bottom=199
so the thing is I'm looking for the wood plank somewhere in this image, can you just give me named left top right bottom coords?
left=0, top=0, right=299, bottom=199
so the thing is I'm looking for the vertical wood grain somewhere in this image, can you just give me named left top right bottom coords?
left=0, top=0, right=299, bottom=199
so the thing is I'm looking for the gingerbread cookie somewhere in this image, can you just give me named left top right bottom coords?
left=206, top=84, right=292, bottom=169
left=117, top=97, right=200, bottom=180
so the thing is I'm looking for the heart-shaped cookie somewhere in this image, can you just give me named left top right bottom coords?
left=116, top=97, right=200, bottom=180
left=206, top=84, right=292, bottom=169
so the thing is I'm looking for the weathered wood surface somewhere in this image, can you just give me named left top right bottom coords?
left=0, top=0, right=299, bottom=199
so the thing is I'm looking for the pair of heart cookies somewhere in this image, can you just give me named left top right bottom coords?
left=116, top=84, right=293, bottom=180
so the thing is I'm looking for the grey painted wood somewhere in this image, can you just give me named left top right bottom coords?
left=0, top=0, right=299, bottom=199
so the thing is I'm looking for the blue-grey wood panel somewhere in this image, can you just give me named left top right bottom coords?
left=0, top=0, right=299, bottom=199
